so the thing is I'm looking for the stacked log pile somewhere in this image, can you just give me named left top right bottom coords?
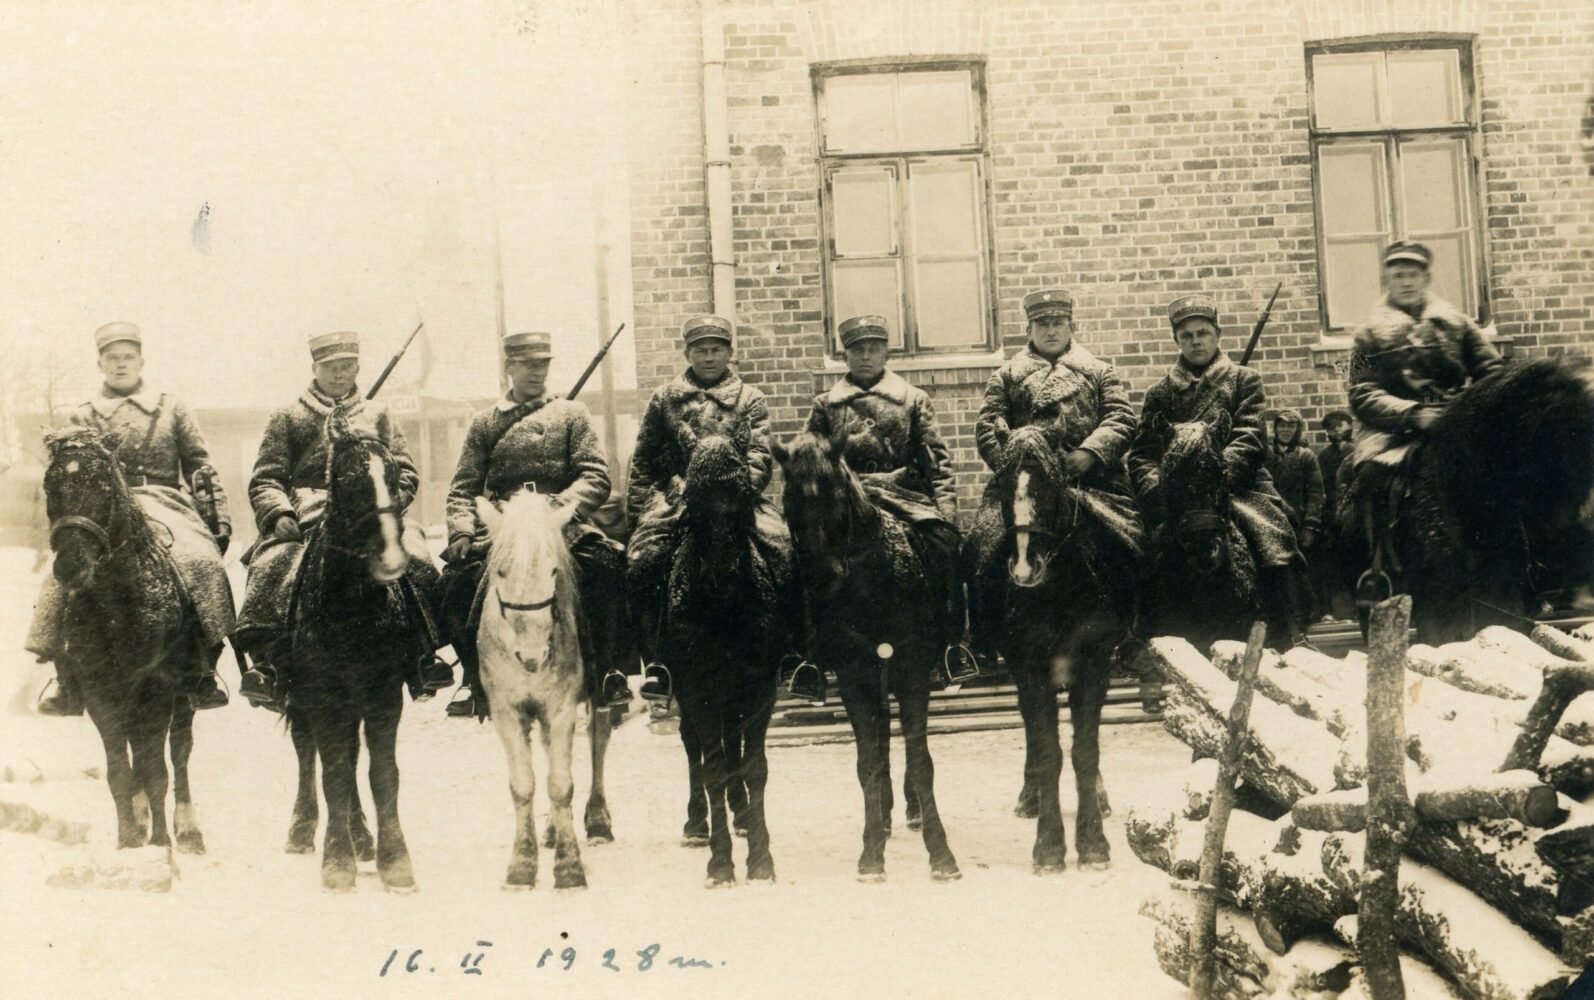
left=1131, top=621, right=1594, bottom=999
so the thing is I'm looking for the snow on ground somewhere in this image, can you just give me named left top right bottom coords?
left=0, top=547, right=1193, bottom=1000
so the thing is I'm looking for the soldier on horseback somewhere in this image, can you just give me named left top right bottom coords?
left=788, top=314, right=977, bottom=701
left=1345, top=241, right=1504, bottom=606
left=437, top=330, right=632, bottom=719
left=1128, top=294, right=1309, bottom=644
left=626, top=315, right=792, bottom=702
left=29, top=321, right=235, bottom=715
left=235, top=331, right=451, bottom=711
left=967, top=290, right=1146, bottom=657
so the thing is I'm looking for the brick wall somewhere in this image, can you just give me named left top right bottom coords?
left=624, top=0, right=1594, bottom=519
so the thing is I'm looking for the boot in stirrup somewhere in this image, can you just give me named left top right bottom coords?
left=189, top=670, right=229, bottom=711
left=36, top=676, right=84, bottom=717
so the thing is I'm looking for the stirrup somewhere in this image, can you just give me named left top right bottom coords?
left=190, top=671, right=230, bottom=710
left=599, top=670, right=634, bottom=707
left=787, top=660, right=826, bottom=706
left=640, top=663, right=673, bottom=703
left=1354, top=569, right=1394, bottom=609
left=36, top=677, right=84, bottom=717
left=943, top=643, right=981, bottom=685
left=445, top=684, right=485, bottom=721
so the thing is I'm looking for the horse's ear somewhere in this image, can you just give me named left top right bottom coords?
left=325, top=408, right=353, bottom=443
left=1207, top=409, right=1233, bottom=446
left=1148, top=411, right=1171, bottom=441
left=729, top=415, right=752, bottom=455
left=474, top=496, right=502, bottom=538
left=771, top=440, right=790, bottom=466
left=553, top=496, right=581, bottom=528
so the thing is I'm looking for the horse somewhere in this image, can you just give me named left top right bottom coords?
left=473, top=490, right=613, bottom=890
left=42, top=428, right=209, bottom=853
left=1361, top=355, right=1594, bottom=643
left=1141, top=410, right=1263, bottom=653
left=774, top=432, right=960, bottom=882
left=663, top=427, right=790, bottom=887
left=990, top=425, right=1135, bottom=872
left=282, top=700, right=376, bottom=862
left=288, top=412, right=423, bottom=892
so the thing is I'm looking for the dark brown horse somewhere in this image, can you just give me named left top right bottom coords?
left=43, top=428, right=210, bottom=853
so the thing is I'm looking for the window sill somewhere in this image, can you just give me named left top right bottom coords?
left=1309, top=324, right=1510, bottom=366
left=812, top=347, right=1006, bottom=391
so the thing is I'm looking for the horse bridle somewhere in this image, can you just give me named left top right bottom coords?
left=498, top=592, right=557, bottom=616
left=48, top=512, right=134, bottom=569
left=321, top=503, right=405, bottom=560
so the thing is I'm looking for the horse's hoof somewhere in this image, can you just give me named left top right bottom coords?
left=285, top=840, right=316, bottom=855
left=680, top=834, right=710, bottom=848
left=733, top=824, right=750, bottom=839
left=1013, top=802, right=1039, bottom=819
left=586, top=830, right=614, bottom=846
left=501, top=881, right=534, bottom=892
left=176, top=831, right=206, bottom=855
left=503, top=867, right=537, bottom=890
left=554, top=871, right=588, bottom=891
left=321, top=867, right=357, bottom=892
left=931, top=867, right=963, bottom=883
left=704, top=875, right=736, bottom=889
left=1031, top=861, right=1066, bottom=876
left=906, top=817, right=923, bottom=832
left=1078, top=858, right=1112, bottom=872
left=384, top=880, right=418, bottom=895
left=542, top=830, right=556, bottom=850
left=856, top=870, right=887, bottom=884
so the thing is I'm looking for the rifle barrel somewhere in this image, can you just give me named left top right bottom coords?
left=366, top=320, right=426, bottom=400
left=567, top=323, right=628, bottom=401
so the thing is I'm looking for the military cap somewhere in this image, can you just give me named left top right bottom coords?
left=1319, top=409, right=1353, bottom=431
left=1382, top=240, right=1432, bottom=269
left=94, top=321, right=142, bottom=352
left=1168, top=294, right=1220, bottom=331
left=502, top=331, right=553, bottom=361
left=681, top=314, right=734, bottom=347
left=308, top=331, right=360, bottom=363
left=837, top=314, right=890, bottom=349
left=1022, top=289, right=1074, bottom=320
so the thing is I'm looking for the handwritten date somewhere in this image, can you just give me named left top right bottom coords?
left=378, top=939, right=721, bottom=977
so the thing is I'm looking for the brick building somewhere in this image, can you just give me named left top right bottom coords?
left=622, top=0, right=1594, bottom=519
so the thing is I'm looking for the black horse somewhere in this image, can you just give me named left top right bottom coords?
left=1141, top=410, right=1263, bottom=652
left=288, top=412, right=423, bottom=892
left=775, top=432, right=960, bottom=882
left=43, top=428, right=209, bottom=853
left=987, top=426, right=1134, bottom=872
left=1358, top=355, right=1594, bottom=643
left=664, top=427, right=790, bottom=887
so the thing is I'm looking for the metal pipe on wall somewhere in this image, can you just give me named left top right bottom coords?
left=701, top=0, right=735, bottom=321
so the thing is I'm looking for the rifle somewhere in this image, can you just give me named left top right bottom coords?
left=1238, top=282, right=1284, bottom=368
left=191, top=464, right=223, bottom=536
left=567, top=323, right=628, bottom=401
left=365, top=320, right=426, bottom=400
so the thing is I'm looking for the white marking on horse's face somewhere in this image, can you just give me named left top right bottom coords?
left=1011, top=470, right=1035, bottom=583
left=1580, top=484, right=1594, bottom=532
left=65, top=459, right=80, bottom=474
left=368, top=452, right=407, bottom=582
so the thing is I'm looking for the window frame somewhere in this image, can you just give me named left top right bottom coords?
left=1304, top=34, right=1490, bottom=332
left=812, top=57, right=998, bottom=357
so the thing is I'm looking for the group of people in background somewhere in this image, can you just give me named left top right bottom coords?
left=26, top=237, right=1512, bottom=718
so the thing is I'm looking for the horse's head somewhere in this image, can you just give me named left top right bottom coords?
left=1398, top=319, right=1471, bottom=395
left=774, top=430, right=871, bottom=594
left=476, top=491, right=579, bottom=670
left=681, top=420, right=755, bottom=535
left=323, top=410, right=408, bottom=583
left=1156, top=410, right=1233, bottom=574
left=995, top=425, right=1075, bottom=588
left=44, top=427, right=139, bottom=591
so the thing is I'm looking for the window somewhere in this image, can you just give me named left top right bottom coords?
left=1306, top=37, right=1487, bottom=331
left=815, top=62, right=995, bottom=355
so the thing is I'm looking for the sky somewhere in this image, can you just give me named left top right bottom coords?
left=0, top=0, right=637, bottom=420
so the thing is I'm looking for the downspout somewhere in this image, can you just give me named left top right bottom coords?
left=701, top=0, right=735, bottom=321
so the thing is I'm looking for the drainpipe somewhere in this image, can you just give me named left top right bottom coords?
left=701, top=0, right=735, bottom=321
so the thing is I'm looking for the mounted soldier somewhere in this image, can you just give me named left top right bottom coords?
left=788, top=314, right=978, bottom=702
left=1345, top=240, right=1504, bottom=606
left=235, top=330, right=451, bottom=710
left=626, top=314, right=793, bottom=702
left=28, top=321, right=236, bottom=715
left=966, top=289, right=1146, bottom=657
left=1127, top=294, right=1309, bottom=644
left=437, top=330, right=632, bottom=719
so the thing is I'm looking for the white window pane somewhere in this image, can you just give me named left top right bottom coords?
left=914, top=258, right=984, bottom=348
left=1412, top=233, right=1474, bottom=315
left=831, top=168, right=896, bottom=256
left=1400, top=140, right=1465, bottom=232
left=909, top=160, right=979, bottom=254
left=1325, top=238, right=1385, bottom=329
left=897, top=70, right=976, bottom=150
left=1312, top=52, right=1383, bottom=129
left=1389, top=49, right=1463, bottom=125
left=824, top=74, right=896, bottom=153
left=1318, top=143, right=1388, bottom=235
left=834, top=260, right=903, bottom=349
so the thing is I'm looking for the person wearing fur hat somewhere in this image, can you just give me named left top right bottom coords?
left=1127, top=294, right=1309, bottom=644
left=1264, top=408, right=1325, bottom=620
left=1344, top=241, right=1503, bottom=604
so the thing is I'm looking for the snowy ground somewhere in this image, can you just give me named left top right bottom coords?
left=0, top=547, right=1194, bottom=1000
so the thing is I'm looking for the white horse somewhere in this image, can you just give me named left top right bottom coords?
left=476, top=491, right=615, bottom=890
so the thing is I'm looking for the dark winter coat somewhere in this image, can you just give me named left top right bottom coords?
left=1264, top=418, right=1325, bottom=538
left=806, top=369, right=957, bottom=524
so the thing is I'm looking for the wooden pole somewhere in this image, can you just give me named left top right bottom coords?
left=1190, top=619, right=1267, bottom=998
left=1359, top=595, right=1414, bottom=1000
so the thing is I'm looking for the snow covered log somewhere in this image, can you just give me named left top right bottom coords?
left=1405, top=640, right=1540, bottom=701
left=1150, top=637, right=1343, bottom=809
left=1530, top=624, right=1594, bottom=665
left=1141, top=891, right=1354, bottom=999
left=1321, top=833, right=1573, bottom=1000
left=1504, top=659, right=1594, bottom=772
left=1331, top=917, right=1464, bottom=999
left=1182, top=757, right=1219, bottom=820
left=1535, top=744, right=1594, bottom=797
left=1291, top=772, right=1564, bottom=831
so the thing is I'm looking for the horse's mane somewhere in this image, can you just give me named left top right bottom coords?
left=779, top=432, right=877, bottom=529
left=1160, top=421, right=1221, bottom=482
left=992, top=425, right=1066, bottom=491
left=45, top=427, right=157, bottom=550
left=483, top=491, right=581, bottom=624
left=682, top=434, right=755, bottom=518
